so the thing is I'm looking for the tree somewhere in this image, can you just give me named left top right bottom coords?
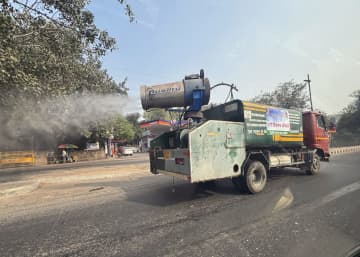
left=251, top=81, right=310, bottom=110
left=0, top=0, right=133, bottom=108
left=85, top=114, right=135, bottom=144
left=332, top=90, right=360, bottom=146
left=126, top=113, right=142, bottom=143
left=110, top=116, right=135, bottom=142
left=0, top=0, right=134, bottom=150
left=336, top=90, right=360, bottom=132
left=143, top=109, right=171, bottom=121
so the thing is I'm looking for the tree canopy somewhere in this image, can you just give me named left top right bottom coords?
left=0, top=0, right=136, bottom=150
left=143, top=108, right=171, bottom=121
left=332, top=90, right=360, bottom=146
left=126, top=113, right=142, bottom=143
left=251, top=80, right=310, bottom=110
left=0, top=0, right=133, bottom=107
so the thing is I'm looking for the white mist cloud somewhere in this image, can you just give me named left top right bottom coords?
left=1, top=94, right=137, bottom=150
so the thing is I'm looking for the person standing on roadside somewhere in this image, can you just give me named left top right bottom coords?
left=62, top=149, right=67, bottom=163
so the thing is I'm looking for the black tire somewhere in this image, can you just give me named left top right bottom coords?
left=232, top=161, right=267, bottom=194
left=305, top=153, right=320, bottom=175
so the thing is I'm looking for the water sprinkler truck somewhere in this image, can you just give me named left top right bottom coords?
left=140, top=70, right=333, bottom=194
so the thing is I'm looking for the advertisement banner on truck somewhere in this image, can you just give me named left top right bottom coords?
left=266, top=108, right=290, bottom=131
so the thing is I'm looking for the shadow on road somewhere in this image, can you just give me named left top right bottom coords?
left=128, top=183, right=212, bottom=206
left=124, top=178, right=245, bottom=207
left=75, top=167, right=309, bottom=207
left=124, top=167, right=312, bottom=207
left=269, top=167, right=306, bottom=180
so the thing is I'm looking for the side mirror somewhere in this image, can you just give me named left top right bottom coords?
left=328, top=122, right=336, bottom=133
left=322, top=116, right=336, bottom=133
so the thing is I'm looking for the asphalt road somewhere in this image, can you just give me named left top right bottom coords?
left=1, top=152, right=360, bottom=257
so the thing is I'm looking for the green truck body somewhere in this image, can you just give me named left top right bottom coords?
left=202, top=100, right=304, bottom=148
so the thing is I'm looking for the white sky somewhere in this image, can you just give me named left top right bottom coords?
left=90, top=0, right=360, bottom=114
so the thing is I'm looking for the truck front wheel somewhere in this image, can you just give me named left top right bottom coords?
left=232, top=161, right=267, bottom=194
left=305, top=153, right=320, bottom=175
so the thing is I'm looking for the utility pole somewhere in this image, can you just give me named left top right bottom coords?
left=304, top=74, right=313, bottom=111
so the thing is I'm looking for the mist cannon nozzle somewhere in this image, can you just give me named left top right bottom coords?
left=140, top=69, right=210, bottom=111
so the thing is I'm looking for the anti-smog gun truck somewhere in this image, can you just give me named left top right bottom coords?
left=140, top=70, right=334, bottom=193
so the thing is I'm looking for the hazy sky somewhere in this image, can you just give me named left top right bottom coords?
left=88, top=0, right=360, bottom=114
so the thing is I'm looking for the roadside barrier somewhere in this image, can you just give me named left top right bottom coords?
left=0, top=146, right=358, bottom=169
left=330, top=145, right=360, bottom=155
left=0, top=151, right=35, bottom=168
left=0, top=150, right=107, bottom=169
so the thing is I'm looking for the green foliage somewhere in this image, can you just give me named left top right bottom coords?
left=126, top=113, right=142, bottom=142
left=252, top=81, right=310, bottom=110
left=337, top=90, right=360, bottom=132
left=0, top=0, right=133, bottom=109
left=110, top=116, right=135, bottom=142
left=143, top=109, right=171, bottom=121
left=86, top=114, right=136, bottom=144
left=0, top=0, right=134, bottom=150
left=332, top=90, right=360, bottom=146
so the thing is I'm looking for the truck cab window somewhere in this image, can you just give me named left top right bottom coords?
left=317, top=116, right=325, bottom=129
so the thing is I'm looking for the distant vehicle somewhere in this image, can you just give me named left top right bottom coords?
left=129, top=146, right=140, bottom=153
left=118, top=146, right=134, bottom=156
left=47, top=152, right=59, bottom=164
left=47, top=150, right=78, bottom=164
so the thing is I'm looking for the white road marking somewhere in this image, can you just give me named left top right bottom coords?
left=165, top=180, right=360, bottom=257
left=319, top=181, right=360, bottom=206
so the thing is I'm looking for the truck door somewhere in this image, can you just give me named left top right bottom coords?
left=315, top=115, right=330, bottom=157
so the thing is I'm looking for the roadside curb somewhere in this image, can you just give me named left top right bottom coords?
left=0, top=181, right=40, bottom=198
left=330, top=146, right=360, bottom=156
left=0, top=155, right=149, bottom=177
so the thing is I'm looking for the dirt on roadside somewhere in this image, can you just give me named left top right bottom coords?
left=0, top=163, right=151, bottom=224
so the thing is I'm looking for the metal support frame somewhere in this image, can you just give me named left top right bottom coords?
left=304, top=74, right=314, bottom=111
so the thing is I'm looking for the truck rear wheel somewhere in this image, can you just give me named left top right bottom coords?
left=305, top=153, right=320, bottom=175
left=232, top=161, right=267, bottom=194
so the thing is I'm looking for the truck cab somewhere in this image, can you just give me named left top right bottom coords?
left=302, top=112, right=330, bottom=160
